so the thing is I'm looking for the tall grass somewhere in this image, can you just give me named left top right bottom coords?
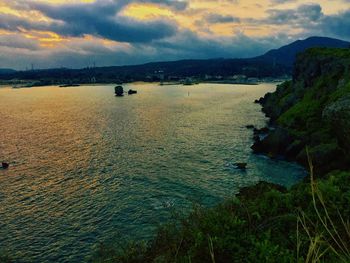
left=297, top=148, right=350, bottom=263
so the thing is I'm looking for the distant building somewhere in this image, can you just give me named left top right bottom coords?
left=247, top=77, right=259, bottom=83
left=232, top=74, right=247, bottom=82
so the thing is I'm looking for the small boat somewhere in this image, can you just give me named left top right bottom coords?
left=59, top=84, right=80, bottom=87
left=128, top=89, right=137, bottom=95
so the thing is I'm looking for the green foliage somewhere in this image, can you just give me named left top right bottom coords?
left=306, top=48, right=350, bottom=59
left=91, top=241, right=148, bottom=263
left=0, top=252, right=12, bottom=263
left=329, top=79, right=350, bottom=102
left=277, top=93, right=321, bottom=131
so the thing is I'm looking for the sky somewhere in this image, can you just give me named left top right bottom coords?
left=0, top=0, right=349, bottom=69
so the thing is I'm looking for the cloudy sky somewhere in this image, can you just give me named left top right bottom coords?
left=0, top=0, right=349, bottom=69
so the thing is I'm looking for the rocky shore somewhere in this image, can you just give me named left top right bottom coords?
left=252, top=48, right=350, bottom=176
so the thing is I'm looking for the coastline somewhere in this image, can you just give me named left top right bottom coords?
left=0, top=80, right=286, bottom=89
left=251, top=48, right=350, bottom=177
left=90, top=47, right=350, bottom=263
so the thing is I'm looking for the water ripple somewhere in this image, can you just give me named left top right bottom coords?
left=0, top=83, right=306, bottom=262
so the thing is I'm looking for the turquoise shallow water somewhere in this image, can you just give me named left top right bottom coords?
left=0, top=83, right=306, bottom=262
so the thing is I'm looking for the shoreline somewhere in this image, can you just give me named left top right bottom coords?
left=90, top=47, right=350, bottom=263
left=1, top=81, right=283, bottom=89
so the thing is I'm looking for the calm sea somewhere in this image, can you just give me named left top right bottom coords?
left=0, top=83, right=305, bottom=262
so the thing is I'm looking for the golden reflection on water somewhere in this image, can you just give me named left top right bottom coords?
left=0, top=83, right=306, bottom=262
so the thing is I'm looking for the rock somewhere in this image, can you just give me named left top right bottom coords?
left=235, top=162, right=247, bottom=170
left=128, top=89, right=137, bottom=95
left=115, top=86, right=124, bottom=96
left=251, top=136, right=264, bottom=153
left=254, top=96, right=266, bottom=104
left=253, top=134, right=260, bottom=142
left=253, top=127, right=269, bottom=135
left=2, top=162, right=9, bottom=169
left=251, top=127, right=293, bottom=157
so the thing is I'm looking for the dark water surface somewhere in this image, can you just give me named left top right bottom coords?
left=0, top=83, right=305, bottom=262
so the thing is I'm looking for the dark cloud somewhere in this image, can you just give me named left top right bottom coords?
left=5, top=0, right=189, bottom=11
left=269, top=0, right=296, bottom=3
left=205, top=13, right=240, bottom=23
left=320, top=10, right=350, bottom=38
left=256, top=3, right=350, bottom=40
left=265, top=4, right=323, bottom=25
left=1, top=0, right=179, bottom=43
left=0, top=0, right=350, bottom=70
left=297, top=4, right=323, bottom=21
left=146, top=30, right=289, bottom=60
left=0, top=13, right=46, bottom=32
left=0, top=29, right=292, bottom=70
left=140, top=0, right=188, bottom=10
left=32, top=0, right=179, bottom=43
left=0, top=34, right=39, bottom=50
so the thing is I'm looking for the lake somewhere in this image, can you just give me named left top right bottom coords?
left=0, top=83, right=305, bottom=262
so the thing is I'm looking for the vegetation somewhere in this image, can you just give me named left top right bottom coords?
left=0, top=251, right=12, bottom=263
left=257, top=48, right=350, bottom=175
left=91, top=48, right=350, bottom=262
left=91, top=169, right=350, bottom=262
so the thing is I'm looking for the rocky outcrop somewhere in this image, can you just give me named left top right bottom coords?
left=251, top=127, right=293, bottom=158
left=115, top=86, right=124, bottom=96
left=253, top=48, right=350, bottom=176
left=2, top=162, right=9, bottom=169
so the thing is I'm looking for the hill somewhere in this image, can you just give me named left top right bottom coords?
left=0, top=68, right=16, bottom=75
left=255, top=36, right=350, bottom=68
left=253, top=47, right=350, bottom=175
left=0, top=36, right=349, bottom=84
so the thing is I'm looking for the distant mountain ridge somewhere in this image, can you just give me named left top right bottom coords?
left=0, top=36, right=349, bottom=81
left=0, top=68, right=16, bottom=74
left=255, top=36, right=350, bottom=67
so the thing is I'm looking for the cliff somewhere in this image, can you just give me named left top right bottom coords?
left=253, top=48, right=350, bottom=175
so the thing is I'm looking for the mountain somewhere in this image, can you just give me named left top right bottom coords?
left=255, top=36, right=350, bottom=68
left=0, top=36, right=349, bottom=82
left=0, top=68, right=16, bottom=75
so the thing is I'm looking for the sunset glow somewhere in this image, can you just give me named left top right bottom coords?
left=0, top=0, right=349, bottom=69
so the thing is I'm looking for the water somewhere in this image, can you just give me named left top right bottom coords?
left=0, top=83, right=306, bottom=262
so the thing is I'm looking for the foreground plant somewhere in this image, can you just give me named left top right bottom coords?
left=296, top=148, right=350, bottom=263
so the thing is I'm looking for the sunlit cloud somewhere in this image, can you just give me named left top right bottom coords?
left=0, top=0, right=349, bottom=69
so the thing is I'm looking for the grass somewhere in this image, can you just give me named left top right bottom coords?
left=0, top=252, right=12, bottom=263
left=298, top=148, right=350, bottom=263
